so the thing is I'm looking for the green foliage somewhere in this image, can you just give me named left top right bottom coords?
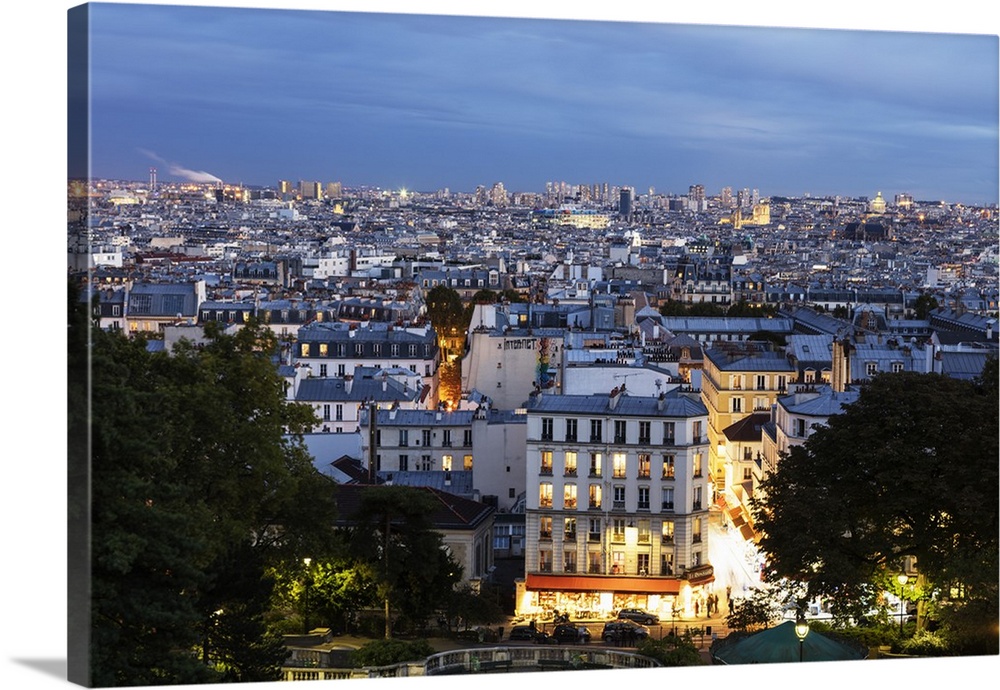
left=348, top=486, right=464, bottom=637
left=87, top=315, right=340, bottom=685
left=350, top=639, right=435, bottom=668
left=898, top=630, right=950, bottom=656
left=636, top=633, right=703, bottom=666
left=751, top=370, right=999, bottom=650
left=425, top=284, right=467, bottom=333
left=724, top=587, right=784, bottom=632
left=447, top=583, right=506, bottom=629
left=912, top=293, right=939, bottom=319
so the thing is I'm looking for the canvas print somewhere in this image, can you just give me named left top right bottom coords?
left=67, top=1, right=999, bottom=688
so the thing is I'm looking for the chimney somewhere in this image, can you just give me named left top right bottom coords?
left=657, top=391, right=666, bottom=411
left=344, top=374, right=353, bottom=394
left=382, top=373, right=388, bottom=392
left=609, top=386, right=621, bottom=410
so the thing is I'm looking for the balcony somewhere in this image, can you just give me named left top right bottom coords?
left=588, top=532, right=601, bottom=542
left=589, top=435, right=602, bottom=443
left=540, top=467, right=553, bottom=476
left=693, top=501, right=702, bottom=510
left=614, top=435, right=626, bottom=445
left=638, top=435, right=651, bottom=445
left=563, top=563, right=577, bottom=573
left=565, top=531, right=577, bottom=541
left=637, top=471, right=651, bottom=479
left=565, top=434, right=577, bottom=443
left=637, top=502, right=650, bottom=511
left=564, top=469, right=577, bottom=478
left=692, top=534, right=702, bottom=543
left=612, top=500, right=625, bottom=510
left=539, top=530, right=552, bottom=540
left=540, top=433, right=553, bottom=442
left=588, top=501, right=602, bottom=510
left=540, top=499, right=553, bottom=509
left=661, top=535, right=674, bottom=545
left=563, top=500, right=577, bottom=510
left=661, top=502, right=674, bottom=511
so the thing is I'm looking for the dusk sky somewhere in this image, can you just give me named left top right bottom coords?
left=80, top=2, right=999, bottom=204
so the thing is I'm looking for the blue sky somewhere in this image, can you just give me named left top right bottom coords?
left=79, top=2, right=999, bottom=204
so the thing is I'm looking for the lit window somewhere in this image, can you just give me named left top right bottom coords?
left=564, top=451, right=577, bottom=476
left=563, top=483, right=577, bottom=510
left=539, top=482, right=553, bottom=508
left=613, top=453, right=627, bottom=478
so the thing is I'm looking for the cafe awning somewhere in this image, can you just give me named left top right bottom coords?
left=525, top=573, right=683, bottom=595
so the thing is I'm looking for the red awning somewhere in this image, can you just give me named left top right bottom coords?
left=525, top=573, right=682, bottom=595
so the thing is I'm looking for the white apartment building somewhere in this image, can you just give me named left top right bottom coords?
left=517, top=387, right=713, bottom=620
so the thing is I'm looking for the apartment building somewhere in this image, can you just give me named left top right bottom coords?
left=517, top=387, right=713, bottom=620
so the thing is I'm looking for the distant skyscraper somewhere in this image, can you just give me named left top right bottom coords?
left=720, top=186, right=733, bottom=208
left=149, top=167, right=157, bottom=192
left=279, top=180, right=294, bottom=194
left=619, top=187, right=633, bottom=219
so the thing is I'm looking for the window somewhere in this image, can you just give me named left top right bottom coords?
left=588, top=551, right=602, bottom=573
left=613, top=485, right=625, bottom=508
left=637, top=486, right=650, bottom=511
left=301, top=343, right=310, bottom=357
left=661, top=552, right=674, bottom=575
left=866, top=362, right=878, bottom=376
left=663, top=422, right=675, bottom=443
left=355, top=343, right=363, bottom=356
left=662, top=454, right=675, bottom=479
left=399, top=429, right=409, bottom=447
left=463, top=429, right=473, bottom=447
left=638, top=421, right=651, bottom=444
left=804, top=368, right=815, bottom=383
left=892, top=361, right=904, bottom=373
left=588, top=484, right=602, bottom=510
left=588, top=518, right=602, bottom=542
left=731, top=397, right=743, bottom=413
left=540, top=451, right=553, bottom=475
left=794, top=418, right=807, bottom=437
left=399, top=454, right=408, bottom=471
left=539, top=482, right=553, bottom=508
left=637, top=553, right=650, bottom=576
left=743, top=466, right=753, bottom=480
left=564, top=451, right=578, bottom=476
left=637, top=453, right=651, bottom=479
left=589, top=453, right=602, bottom=477
left=662, top=487, right=675, bottom=511
left=661, top=519, right=674, bottom=543
left=614, top=420, right=627, bottom=444
left=755, top=374, right=767, bottom=391
left=693, top=453, right=703, bottom=478
left=563, top=483, right=577, bottom=510
left=442, top=429, right=452, bottom=447
left=539, top=516, right=552, bottom=539
left=612, top=519, right=626, bottom=542
left=563, top=550, right=577, bottom=573
left=442, top=455, right=453, bottom=471
left=612, top=453, right=627, bottom=478
left=564, top=517, right=577, bottom=540
left=693, top=517, right=703, bottom=543
left=322, top=404, right=331, bottom=421
left=541, top=417, right=554, bottom=441
left=637, top=519, right=650, bottom=543
left=337, top=364, right=345, bottom=377
left=730, top=375, right=743, bottom=390
left=422, top=429, right=432, bottom=447
left=335, top=404, right=343, bottom=421
left=692, top=421, right=703, bottom=443
left=693, top=551, right=702, bottom=567
left=565, top=418, right=578, bottom=442
left=590, top=419, right=602, bottom=443
left=538, top=549, right=552, bottom=573
left=419, top=455, right=433, bottom=471
left=693, top=486, right=703, bottom=511
left=464, top=455, right=473, bottom=471
left=777, top=375, right=787, bottom=391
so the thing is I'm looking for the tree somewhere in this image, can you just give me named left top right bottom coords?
left=912, top=293, right=939, bottom=319
left=88, top=318, right=340, bottom=685
left=751, top=369, right=998, bottom=641
left=636, top=633, right=703, bottom=666
left=424, top=284, right=466, bottom=333
left=724, top=587, right=784, bottom=633
left=347, top=486, right=463, bottom=638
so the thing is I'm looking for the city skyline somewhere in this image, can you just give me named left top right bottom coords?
left=79, top=2, right=999, bottom=206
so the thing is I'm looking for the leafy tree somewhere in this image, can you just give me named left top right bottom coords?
left=87, top=317, right=340, bottom=685
left=751, top=370, right=998, bottom=644
left=469, top=288, right=498, bottom=304
left=347, top=486, right=463, bottom=638
left=446, top=583, right=506, bottom=630
left=724, top=587, right=784, bottom=633
left=831, top=305, right=850, bottom=320
left=636, top=633, right=703, bottom=666
left=425, top=284, right=466, bottom=333
left=912, top=293, right=939, bottom=319
left=686, top=301, right=727, bottom=316
left=658, top=299, right=689, bottom=316
left=350, top=639, right=434, bottom=668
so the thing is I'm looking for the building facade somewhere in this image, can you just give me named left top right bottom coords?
left=517, top=388, right=713, bottom=620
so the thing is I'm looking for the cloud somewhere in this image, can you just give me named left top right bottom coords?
left=138, top=148, right=223, bottom=184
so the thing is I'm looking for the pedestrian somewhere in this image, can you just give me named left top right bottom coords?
left=694, top=599, right=699, bottom=616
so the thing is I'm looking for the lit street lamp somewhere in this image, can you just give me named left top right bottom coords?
left=794, top=611, right=810, bottom=662
left=897, top=574, right=909, bottom=636
left=302, top=557, right=313, bottom=635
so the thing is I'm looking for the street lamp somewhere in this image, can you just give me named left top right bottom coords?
left=302, top=557, right=313, bottom=635
left=794, top=611, right=810, bottom=662
left=897, top=574, right=909, bottom=636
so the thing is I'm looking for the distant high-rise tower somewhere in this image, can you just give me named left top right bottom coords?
left=619, top=188, right=634, bottom=219
left=149, top=167, right=157, bottom=191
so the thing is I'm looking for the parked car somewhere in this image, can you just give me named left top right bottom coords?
left=508, top=625, right=547, bottom=643
left=616, top=608, right=659, bottom=625
left=551, top=624, right=591, bottom=644
left=601, top=620, right=650, bottom=643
